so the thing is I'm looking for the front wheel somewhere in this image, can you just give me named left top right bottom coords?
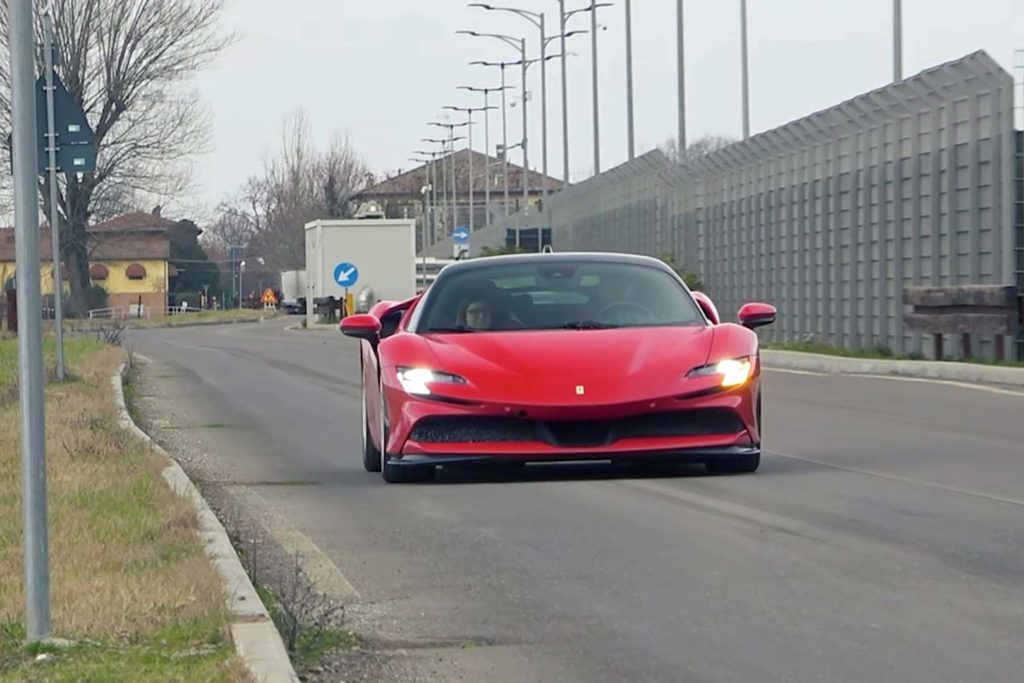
left=361, top=379, right=381, bottom=472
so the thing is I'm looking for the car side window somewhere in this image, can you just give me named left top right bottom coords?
left=380, top=310, right=403, bottom=339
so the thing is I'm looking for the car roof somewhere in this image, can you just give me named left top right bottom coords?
left=441, top=251, right=674, bottom=275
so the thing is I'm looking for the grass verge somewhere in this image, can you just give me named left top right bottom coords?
left=0, top=336, right=247, bottom=681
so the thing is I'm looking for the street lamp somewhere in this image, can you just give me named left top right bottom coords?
left=457, top=85, right=511, bottom=229
left=677, top=0, right=686, bottom=155
left=409, top=155, right=434, bottom=277
left=423, top=136, right=464, bottom=240
left=625, top=0, right=634, bottom=159
left=413, top=149, right=444, bottom=246
left=468, top=4, right=589, bottom=197
left=429, top=121, right=469, bottom=235
left=444, top=104, right=496, bottom=236
left=469, top=58, right=519, bottom=218
left=550, top=1, right=610, bottom=182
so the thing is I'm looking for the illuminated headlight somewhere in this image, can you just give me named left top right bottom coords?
left=396, top=367, right=466, bottom=395
left=688, top=357, right=754, bottom=388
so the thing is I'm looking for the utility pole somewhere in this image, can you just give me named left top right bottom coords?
left=590, top=3, right=600, bottom=174
left=43, top=11, right=65, bottom=381
left=740, top=0, right=750, bottom=139
left=625, top=0, right=635, bottom=159
left=676, top=0, right=687, bottom=156
left=893, top=0, right=903, bottom=82
left=10, top=0, right=52, bottom=642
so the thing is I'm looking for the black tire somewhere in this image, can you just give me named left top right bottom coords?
left=361, top=370, right=381, bottom=472
left=705, top=452, right=760, bottom=475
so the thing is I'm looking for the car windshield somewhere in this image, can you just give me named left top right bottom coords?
left=412, top=259, right=706, bottom=333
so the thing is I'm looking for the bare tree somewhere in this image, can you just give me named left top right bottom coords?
left=222, top=111, right=369, bottom=270
left=0, top=0, right=234, bottom=314
left=661, top=134, right=738, bottom=166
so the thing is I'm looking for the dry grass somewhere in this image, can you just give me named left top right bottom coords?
left=0, top=338, right=248, bottom=680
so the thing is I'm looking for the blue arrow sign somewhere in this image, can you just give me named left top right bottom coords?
left=453, top=226, right=470, bottom=244
left=333, top=262, right=359, bottom=287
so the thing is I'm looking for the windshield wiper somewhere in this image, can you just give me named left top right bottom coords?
left=560, top=320, right=621, bottom=330
left=425, top=326, right=478, bottom=333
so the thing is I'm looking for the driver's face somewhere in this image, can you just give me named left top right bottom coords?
left=465, top=301, right=492, bottom=329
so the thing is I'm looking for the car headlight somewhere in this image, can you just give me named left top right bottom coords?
left=687, top=356, right=754, bottom=388
left=396, top=367, right=466, bottom=395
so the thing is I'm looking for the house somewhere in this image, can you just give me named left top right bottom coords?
left=0, top=210, right=181, bottom=315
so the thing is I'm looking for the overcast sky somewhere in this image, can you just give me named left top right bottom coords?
left=187, top=0, right=1023, bottom=215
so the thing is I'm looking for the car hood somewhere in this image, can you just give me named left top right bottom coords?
left=418, top=326, right=717, bottom=406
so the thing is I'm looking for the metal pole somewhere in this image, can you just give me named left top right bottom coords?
left=449, top=128, right=457, bottom=235
left=521, top=39, right=529, bottom=202
left=559, top=0, right=570, bottom=184
left=676, top=0, right=687, bottom=157
left=540, top=13, right=549, bottom=199
left=11, top=0, right=51, bottom=642
left=893, top=0, right=902, bottom=82
left=591, top=4, right=600, bottom=174
left=740, top=0, right=750, bottom=139
left=467, top=111, right=474, bottom=234
left=625, top=0, right=635, bottom=160
left=502, top=65, right=510, bottom=217
left=43, top=12, right=65, bottom=381
left=484, top=90, right=491, bottom=228
left=441, top=145, right=449, bottom=236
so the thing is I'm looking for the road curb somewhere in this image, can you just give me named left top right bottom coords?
left=762, top=349, right=1024, bottom=387
left=69, top=316, right=275, bottom=334
left=111, top=362, right=299, bottom=683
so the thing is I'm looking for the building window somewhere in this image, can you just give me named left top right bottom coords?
left=125, top=263, right=147, bottom=280
left=89, top=264, right=109, bottom=281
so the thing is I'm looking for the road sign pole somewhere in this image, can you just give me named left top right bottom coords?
left=10, top=0, right=52, bottom=642
left=44, top=12, right=65, bottom=381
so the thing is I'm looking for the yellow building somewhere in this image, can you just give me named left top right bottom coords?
left=0, top=211, right=176, bottom=315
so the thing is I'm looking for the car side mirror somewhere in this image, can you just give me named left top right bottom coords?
left=340, top=313, right=382, bottom=340
left=737, top=303, right=776, bottom=329
left=691, top=291, right=720, bottom=324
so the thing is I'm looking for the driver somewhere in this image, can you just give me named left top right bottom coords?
left=462, top=299, right=494, bottom=330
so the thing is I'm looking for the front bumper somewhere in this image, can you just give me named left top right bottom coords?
left=386, top=444, right=760, bottom=468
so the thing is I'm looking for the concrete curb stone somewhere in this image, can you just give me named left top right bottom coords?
left=111, top=363, right=299, bottom=683
left=762, top=349, right=1024, bottom=387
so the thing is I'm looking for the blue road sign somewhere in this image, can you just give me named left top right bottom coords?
left=453, top=226, right=470, bottom=244
left=333, top=262, right=359, bottom=288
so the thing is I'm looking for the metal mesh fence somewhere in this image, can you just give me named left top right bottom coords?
left=470, top=51, right=1020, bottom=360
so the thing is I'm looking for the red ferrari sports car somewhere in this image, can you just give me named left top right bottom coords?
left=340, top=252, right=776, bottom=483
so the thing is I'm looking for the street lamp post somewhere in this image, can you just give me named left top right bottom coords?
left=625, top=0, right=635, bottom=159
left=469, top=4, right=591, bottom=196
left=428, top=122, right=469, bottom=236
left=893, top=0, right=902, bottom=82
left=445, top=104, right=495, bottom=235
left=458, top=85, right=510, bottom=229
left=677, top=0, right=687, bottom=155
left=471, top=60, right=519, bottom=218
left=741, top=0, right=750, bottom=139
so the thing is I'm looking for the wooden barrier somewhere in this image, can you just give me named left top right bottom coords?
left=903, top=285, right=1020, bottom=361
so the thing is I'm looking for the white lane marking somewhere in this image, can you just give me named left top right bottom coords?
left=764, top=368, right=829, bottom=377
left=616, top=479, right=812, bottom=536
left=764, top=367, right=1024, bottom=398
left=768, top=450, right=1024, bottom=509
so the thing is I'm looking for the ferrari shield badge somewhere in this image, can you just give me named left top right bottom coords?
left=575, top=385, right=585, bottom=395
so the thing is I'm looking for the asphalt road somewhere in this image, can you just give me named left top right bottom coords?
left=129, top=321, right=1024, bottom=682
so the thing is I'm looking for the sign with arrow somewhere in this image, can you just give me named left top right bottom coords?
left=333, top=262, right=359, bottom=288
left=453, top=226, right=470, bottom=244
